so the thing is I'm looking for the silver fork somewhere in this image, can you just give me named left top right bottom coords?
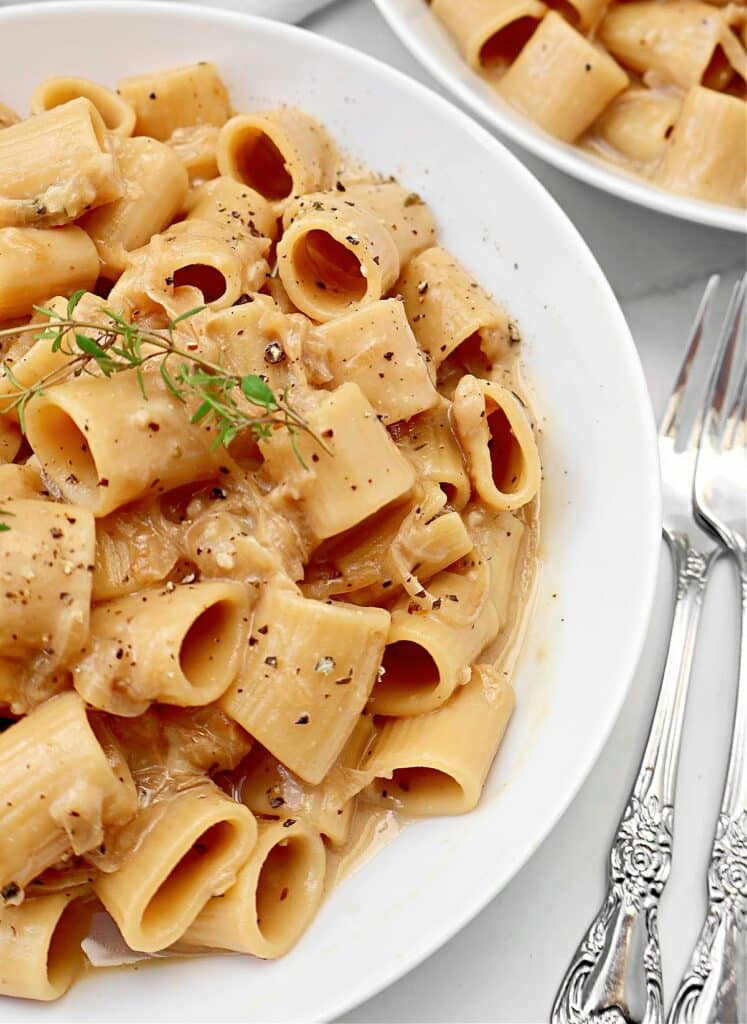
left=552, top=276, right=738, bottom=1024
left=668, top=275, right=747, bottom=1024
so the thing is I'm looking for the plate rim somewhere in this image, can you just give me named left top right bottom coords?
left=0, top=3, right=663, bottom=1019
left=373, top=0, right=746, bottom=235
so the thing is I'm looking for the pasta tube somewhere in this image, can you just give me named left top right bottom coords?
left=654, top=87, right=747, bottom=207
left=364, top=664, right=515, bottom=814
left=93, top=782, right=256, bottom=952
left=259, top=382, right=416, bottom=541
left=73, top=581, right=249, bottom=715
left=339, top=182, right=437, bottom=267
left=24, top=368, right=225, bottom=516
left=399, top=245, right=510, bottom=371
left=370, top=567, right=500, bottom=716
left=182, top=818, right=326, bottom=958
left=222, top=580, right=389, bottom=784
left=498, top=12, right=629, bottom=142
left=167, top=124, right=221, bottom=184
left=0, top=227, right=99, bottom=320
left=185, top=175, right=279, bottom=244
left=391, top=399, right=471, bottom=510
left=217, top=108, right=337, bottom=214
left=0, top=692, right=137, bottom=892
left=432, top=0, right=547, bottom=69
left=277, top=191, right=400, bottom=321
left=81, top=135, right=189, bottom=279
left=462, top=505, right=527, bottom=631
left=599, top=2, right=747, bottom=91
left=200, top=297, right=313, bottom=399
left=240, top=716, right=375, bottom=847
left=0, top=98, right=122, bottom=228
left=589, top=88, right=684, bottom=164
left=31, top=76, right=136, bottom=137
left=304, top=481, right=473, bottom=605
left=108, top=218, right=270, bottom=320
left=0, top=462, right=47, bottom=501
left=0, top=296, right=87, bottom=417
left=452, top=375, right=541, bottom=512
left=0, top=497, right=95, bottom=668
left=316, top=298, right=438, bottom=424
left=0, top=892, right=94, bottom=1000
left=117, top=63, right=231, bottom=141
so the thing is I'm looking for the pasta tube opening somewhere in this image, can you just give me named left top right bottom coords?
left=217, top=110, right=336, bottom=216
left=225, top=125, right=293, bottom=201
left=26, top=403, right=99, bottom=493
left=182, top=819, right=326, bottom=959
left=377, top=767, right=464, bottom=812
left=255, top=834, right=318, bottom=947
left=452, top=376, right=540, bottom=511
left=278, top=194, right=400, bottom=321
left=370, top=568, right=500, bottom=717
left=487, top=405, right=525, bottom=496
left=178, top=598, right=243, bottom=691
left=0, top=892, right=93, bottom=1001
left=702, top=44, right=739, bottom=91
left=479, top=16, right=541, bottom=66
left=378, top=640, right=441, bottom=699
left=172, top=262, right=227, bottom=304
left=141, top=819, right=241, bottom=933
left=45, top=898, right=92, bottom=996
left=293, top=229, right=367, bottom=307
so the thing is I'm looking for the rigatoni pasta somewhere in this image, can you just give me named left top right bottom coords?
left=430, top=0, right=747, bottom=208
left=0, top=98, right=123, bottom=227
left=0, top=891, right=94, bottom=1000
left=31, top=77, right=136, bottom=137
left=0, top=61, right=540, bottom=1002
left=217, top=108, right=336, bottom=214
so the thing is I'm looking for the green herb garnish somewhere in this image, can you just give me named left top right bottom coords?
left=0, top=293, right=325, bottom=459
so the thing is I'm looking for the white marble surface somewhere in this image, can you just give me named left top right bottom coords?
left=296, top=2, right=747, bottom=1022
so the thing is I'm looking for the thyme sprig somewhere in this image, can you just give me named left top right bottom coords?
left=0, top=292, right=327, bottom=531
left=1, top=291, right=323, bottom=451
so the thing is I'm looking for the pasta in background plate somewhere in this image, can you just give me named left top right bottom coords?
left=430, top=0, right=747, bottom=209
left=0, top=62, right=539, bottom=1001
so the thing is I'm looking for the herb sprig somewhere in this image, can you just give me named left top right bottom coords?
left=0, top=292, right=327, bottom=531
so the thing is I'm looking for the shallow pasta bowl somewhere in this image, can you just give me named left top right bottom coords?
left=374, top=0, right=746, bottom=233
left=0, top=3, right=660, bottom=1020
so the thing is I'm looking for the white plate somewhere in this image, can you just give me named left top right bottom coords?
left=0, top=4, right=661, bottom=1020
left=374, top=0, right=746, bottom=233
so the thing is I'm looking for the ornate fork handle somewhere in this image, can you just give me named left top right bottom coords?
left=552, top=537, right=714, bottom=1024
left=668, top=564, right=747, bottom=1024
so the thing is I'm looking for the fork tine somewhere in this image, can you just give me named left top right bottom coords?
left=720, top=347, right=746, bottom=453
left=692, top=273, right=747, bottom=452
left=659, top=274, right=720, bottom=440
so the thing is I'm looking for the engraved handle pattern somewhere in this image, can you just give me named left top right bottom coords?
left=552, top=540, right=712, bottom=1024
left=667, top=812, right=747, bottom=1024
left=551, top=777, right=671, bottom=1024
left=668, top=565, right=747, bottom=1024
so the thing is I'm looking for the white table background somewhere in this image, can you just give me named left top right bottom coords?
left=0, top=0, right=742, bottom=1020
left=295, top=2, right=747, bottom=1022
